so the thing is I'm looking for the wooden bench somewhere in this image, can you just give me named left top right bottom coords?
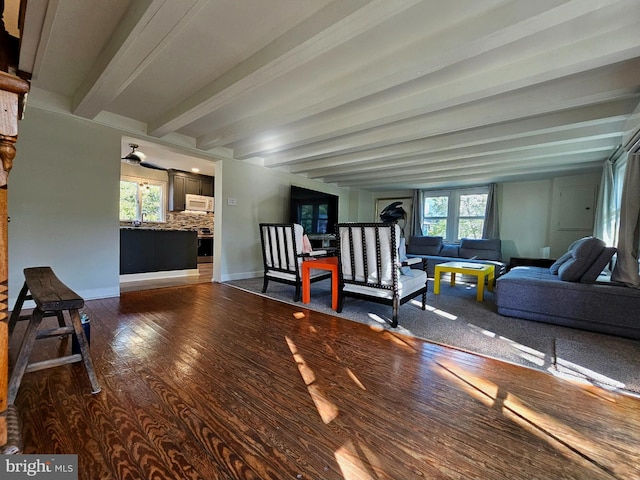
left=7, top=267, right=101, bottom=404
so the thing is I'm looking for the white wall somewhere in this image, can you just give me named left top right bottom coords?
left=371, top=172, right=601, bottom=262
left=548, top=172, right=601, bottom=257
left=213, top=156, right=353, bottom=281
left=9, top=106, right=603, bottom=298
left=8, top=106, right=368, bottom=297
left=499, top=180, right=552, bottom=260
left=501, top=173, right=601, bottom=260
left=8, top=107, right=121, bottom=304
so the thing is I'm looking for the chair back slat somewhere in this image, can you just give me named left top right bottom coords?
left=260, top=223, right=303, bottom=276
left=335, top=222, right=428, bottom=328
left=337, top=223, right=399, bottom=290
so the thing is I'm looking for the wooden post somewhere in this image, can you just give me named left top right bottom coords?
left=0, top=70, right=29, bottom=451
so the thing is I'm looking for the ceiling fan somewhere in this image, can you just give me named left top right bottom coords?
left=121, top=144, right=166, bottom=170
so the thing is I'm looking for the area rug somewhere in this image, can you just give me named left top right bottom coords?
left=226, top=277, right=640, bottom=396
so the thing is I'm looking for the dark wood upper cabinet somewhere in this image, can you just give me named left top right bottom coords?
left=168, top=169, right=214, bottom=211
left=200, top=176, right=214, bottom=197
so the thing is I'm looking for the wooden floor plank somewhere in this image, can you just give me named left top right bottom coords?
left=8, top=282, right=640, bottom=480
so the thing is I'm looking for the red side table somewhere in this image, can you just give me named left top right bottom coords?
left=301, top=256, right=339, bottom=310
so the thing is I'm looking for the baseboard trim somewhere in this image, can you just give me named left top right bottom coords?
left=120, top=269, right=200, bottom=283
left=220, top=271, right=262, bottom=282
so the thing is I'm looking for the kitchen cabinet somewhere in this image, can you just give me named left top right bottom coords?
left=200, top=177, right=214, bottom=197
left=168, top=170, right=214, bottom=211
left=120, top=229, right=198, bottom=274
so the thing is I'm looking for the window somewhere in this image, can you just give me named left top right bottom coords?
left=119, top=176, right=165, bottom=222
left=423, top=195, right=448, bottom=237
left=421, top=187, right=488, bottom=241
left=298, top=201, right=329, bottom=234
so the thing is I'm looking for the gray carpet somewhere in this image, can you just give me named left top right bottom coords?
left=226, top=276, right=640, bottom=396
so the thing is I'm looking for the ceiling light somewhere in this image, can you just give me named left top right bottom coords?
left=191, top=168, right=200, bottom=173
left=122, top=144, right=147, bottom=163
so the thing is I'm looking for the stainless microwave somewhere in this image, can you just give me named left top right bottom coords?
left=185, top=194, right=214, bottom=212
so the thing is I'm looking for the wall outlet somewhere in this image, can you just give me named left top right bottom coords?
left=227, top=197, right=237, bottom=206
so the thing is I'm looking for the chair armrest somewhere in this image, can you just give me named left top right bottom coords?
left=402, top=257, right=427, bottom=271
left=403, top=257, right=422, bottom=266
left=300, top=250, right=328, bottom=258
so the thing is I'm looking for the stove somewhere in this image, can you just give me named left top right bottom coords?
left=197, top=228, right=213, bottom=263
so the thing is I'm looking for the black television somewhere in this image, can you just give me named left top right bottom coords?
left=289, top=185, right=339, bottom=236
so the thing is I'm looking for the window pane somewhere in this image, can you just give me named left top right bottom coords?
left=141, top=184, right=162, bottom=222
left=459, top=194, right=487, bottom=216
left=424, top=196, right=448, bottom=216
left=423, top=219, right=447, bottom=237
left=317, top=203, right=329, bottom=233
left=119, top=181, right=138, bottom=221
left=458, top=218, right=484, bottom=239
left=300, top=204, right=314, bottom=233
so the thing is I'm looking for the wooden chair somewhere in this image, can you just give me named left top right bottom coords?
left=259, top=223, right=331, bottom=301
left=336, top=223, right=428, bottom=327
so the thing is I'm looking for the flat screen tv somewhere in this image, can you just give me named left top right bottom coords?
left=289, top=185, right=339, bottom=235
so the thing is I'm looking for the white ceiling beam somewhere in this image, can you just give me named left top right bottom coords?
left=369, top=161, right=604, bottom=191
left=193, top=0, right=516, bottom=150
left=285, top=101, right=634, bottom=172
left=72, top=0, right=208, bottom=119
left=321, top=138, right=614, bottom=184
left=247, top=60, right=640, bottom=163
left=269, top=26, right=640, bottom=159
left=203, top=0, right=640, bottom=153
left=147, top=0, right=423, bottom=138
left=310, top=126, right=623, bottom=180
left=17, top=0, right=58, bottom=78
left=342, top=152, right=605, bottom=189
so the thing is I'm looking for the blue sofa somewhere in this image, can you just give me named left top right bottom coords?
left=495, top=236, right=640, bottom=339
left=405, top=236, right=507, bottom=278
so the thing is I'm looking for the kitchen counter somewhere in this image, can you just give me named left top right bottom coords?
left=120, top=226, right=197, bottom=232
left=120, top=229, right=198, bottom=274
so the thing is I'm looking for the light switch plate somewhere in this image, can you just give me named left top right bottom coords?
left=227, top=197, right=237, bottom=206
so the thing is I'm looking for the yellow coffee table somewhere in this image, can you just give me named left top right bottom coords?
left=433, top=261, right=495, bottom=301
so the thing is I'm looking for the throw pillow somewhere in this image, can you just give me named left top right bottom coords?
left=580, top=247, right=616, bottom=282
left=406, top=236, right=443, bottom=255
left=459, top=238, right=502, bottom=261
left=558, top=236, right=605, bottom=282
left=549, top=251, right=572, bottom=274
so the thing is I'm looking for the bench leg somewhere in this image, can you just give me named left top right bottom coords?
left=69, top=309, right=101, bottom=394
left=8, top=307, right=44, bottom=404
left=55, top=311, right=66, bottom=328
left=8, top=282, right=29, bottom=336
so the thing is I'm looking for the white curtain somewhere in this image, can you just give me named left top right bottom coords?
left=594, top=159, right=616, bottom=246
left=409, top=189, right=423, bottom=237
left=611, top=153, right=640, bottom=287
left=482, top=183, right=500, bottom=239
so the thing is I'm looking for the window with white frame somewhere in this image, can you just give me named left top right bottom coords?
left=421, top=187, right=488, bottom=241
left=119, top=175, right=165, bottom=222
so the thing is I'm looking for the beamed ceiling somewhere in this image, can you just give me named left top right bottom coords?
left=15, top=0, right=640, bottom=190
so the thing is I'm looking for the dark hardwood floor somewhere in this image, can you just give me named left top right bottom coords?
left=8, top=282, right=640, bottom=480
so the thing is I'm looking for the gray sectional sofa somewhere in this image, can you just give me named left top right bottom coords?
left=495, top=236, right=640, bottom=339
left=405, top=236, right=508, bottom=278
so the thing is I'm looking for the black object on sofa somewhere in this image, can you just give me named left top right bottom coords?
left=495, top=236, right=640, bottom=339
left=405, top=236, right=507, bottom=278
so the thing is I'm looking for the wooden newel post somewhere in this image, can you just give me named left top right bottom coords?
left=0, top=71, right=29, bottom=451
